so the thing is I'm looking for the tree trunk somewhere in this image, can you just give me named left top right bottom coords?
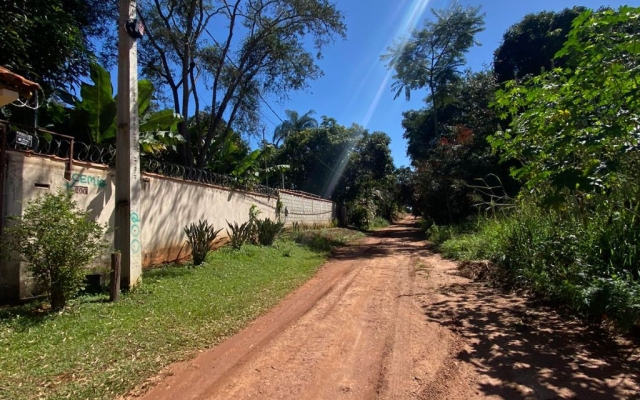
left=430, top=82, right=439, bottom=138
left=443, top=179, right=453, bottom=225
left=50, top=285, right=66, bottom=311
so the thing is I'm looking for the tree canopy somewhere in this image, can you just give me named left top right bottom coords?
left=493, top=7, right=585, bottom=83
left=383, top=1, right=484, bottom=138
left=138, top=0, right=346, bottom=168
left=0, top=0, right=117, bottom=91
left=490, top=6, right=640, bottom=198
left=273, top=110, right=318, bottom=147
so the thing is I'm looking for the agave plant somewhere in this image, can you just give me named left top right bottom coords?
left=226, top=220, right=251, bottom=250
left=184, top=220, right=222, bottom=266
left=255, top=218, right=285, bottom=246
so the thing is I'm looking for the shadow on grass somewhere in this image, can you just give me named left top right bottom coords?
left=0, top=301, right=55, bottom=330
left=283, top=227, right=365, bottom=253
left=423, top=282, right=640, bottom=399
left=144, top=265, right=195, bottom=280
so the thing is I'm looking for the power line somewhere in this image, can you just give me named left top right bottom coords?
left=201, top=26, right=345, bottom=177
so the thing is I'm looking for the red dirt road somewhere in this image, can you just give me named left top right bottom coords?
left=135, top=220, right=639, bottom=400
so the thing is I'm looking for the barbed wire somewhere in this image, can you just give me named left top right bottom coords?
left=5, top=129, right=277, bottom=197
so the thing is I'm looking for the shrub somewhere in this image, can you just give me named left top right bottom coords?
left=438, top=218, right=502, bottom=261
left=426, top=224, right=455, bottom=245
left=255, top=218, right=285, bottom=246
left=226, top=221, right=251, bottom=249
left=350, top=205, right=370, bottom=230
left=439, top=197, right=640, bottom=330
left=247, top=205, right=261, bottom=244
left=2, top=191, right=106, bottom=311
left=291, top=221, right=302, bottom=232
left=368, top=216, right=390, bottom=230
left=184, top=220, right=222, bottom=266
left=419, top=216, right=434, bottom=232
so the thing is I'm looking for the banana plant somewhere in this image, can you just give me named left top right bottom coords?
left=60, top=63, right=183, bottom=153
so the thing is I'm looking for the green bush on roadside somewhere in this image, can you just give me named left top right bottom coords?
left=436, top=197, right=640, bottom=331
left=2, top=191, right=107, bottom=311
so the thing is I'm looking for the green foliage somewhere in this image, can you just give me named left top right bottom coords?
left=426, top=224, right=458, bottom=246
left=273, top=110, right=318, bottom=147
left=183, top=220, right=222, bottom=266
left=474, top=7, right=640, bottom=331
left=226, top=221, right=252, bottom=250
left=274, top=117, right=360, bottom=196
left=436, top=219, right=502, bottom=261
left=62, top=63, right=183, bottom=149
left=494, top=199, right=639, bottom=330
left=368, top=217, right=390, bottom=230
left=2, top=191, right=106, bottom=311
left=204, top=125, right=256, bottom=176
left=255, top=218, right=285, bottom=246
left=0, top=0, right=116, bottom=91
left=291, top=221, right=302, bottom=233
left=383, top=0, right=485, bottom=148
left=350, top=204, right=372, bottom=230
left=383, top=1, right=485, bottom=102
left=493, top=7, right=585, bottom=83
left=408, top=71, right=515, bottom=224
left=275, top=198, right=284, bottom=222
left=491, top=6, right=640, bottom=199
left=335, top=131, right=398, bottom=220
left=139, top=0, right=346, bottom=168
left=289, top=228, right=365, bottom=253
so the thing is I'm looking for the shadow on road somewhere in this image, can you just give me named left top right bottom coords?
left=331, top=220, right=430, bottom=262
left=423, top=282, right=640, bottom=399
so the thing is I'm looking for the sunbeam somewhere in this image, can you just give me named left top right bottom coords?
left=360, top=0, right=432, bottom=128
left=323, top=0, right=432, bottom=199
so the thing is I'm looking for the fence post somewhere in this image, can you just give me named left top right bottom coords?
left=65, top=138, right=74, bottom=181
left=0, top=122, right=6, bottom=238
left=110, top=252, right=121, bottom=302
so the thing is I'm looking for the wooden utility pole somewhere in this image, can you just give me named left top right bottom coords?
left=110, top=253, right=121, bottom=302
left=115, top=0, right=142, bottom=289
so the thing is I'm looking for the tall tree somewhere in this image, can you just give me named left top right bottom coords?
left=493, top=7, right=586, bottom=83
left=491, top=6, right=640, bottom=197
left=405, top=71, right=514, bottom=223
left=138, top=0, right=346, bottom=168
left=274, top=117, right=360, bottom=197
left=382, top=1, right=484, bottom=138
left=272, top=109, right=318, bottom=147
left=336, top=131, right=397, bottom=220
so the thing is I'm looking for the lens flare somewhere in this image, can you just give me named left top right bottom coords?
left=361, top=0, right=431, bottom=128
left=324, top=0, right=431, bottom=199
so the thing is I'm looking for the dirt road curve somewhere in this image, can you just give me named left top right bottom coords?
left=136, top=220, right=639, bottom=400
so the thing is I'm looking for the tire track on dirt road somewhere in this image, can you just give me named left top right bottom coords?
left=135, top=222, right=459, bottom=400
left=134, top=219, right=639, bottom=400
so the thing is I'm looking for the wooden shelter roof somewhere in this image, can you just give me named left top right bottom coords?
left=0, top=67, right=40, bottom=98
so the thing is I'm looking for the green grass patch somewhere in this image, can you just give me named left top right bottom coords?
left=285, top=227, right=365, bottom=253
left=367, top=216, right=390, bottom=230
left=0, top=237, right=343, bottom=399
left=435, top=219, right=502, bottom=261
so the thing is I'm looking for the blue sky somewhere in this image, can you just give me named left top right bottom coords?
left=259, top=0, right=630, bottom=168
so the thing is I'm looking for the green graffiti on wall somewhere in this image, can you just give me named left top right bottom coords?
left=65, top=174, right=107, bottom=190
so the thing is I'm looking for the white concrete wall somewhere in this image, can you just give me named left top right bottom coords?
left=140, top=173, right=277, bottom=265
left=279, top=190, right=336, bottom=226
left=1, top=153, right=116, bottom=300
left=3, top=151, right=342, bottom=300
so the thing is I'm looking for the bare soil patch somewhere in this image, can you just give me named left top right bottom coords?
left=133, top=219, right=639, bottom=400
